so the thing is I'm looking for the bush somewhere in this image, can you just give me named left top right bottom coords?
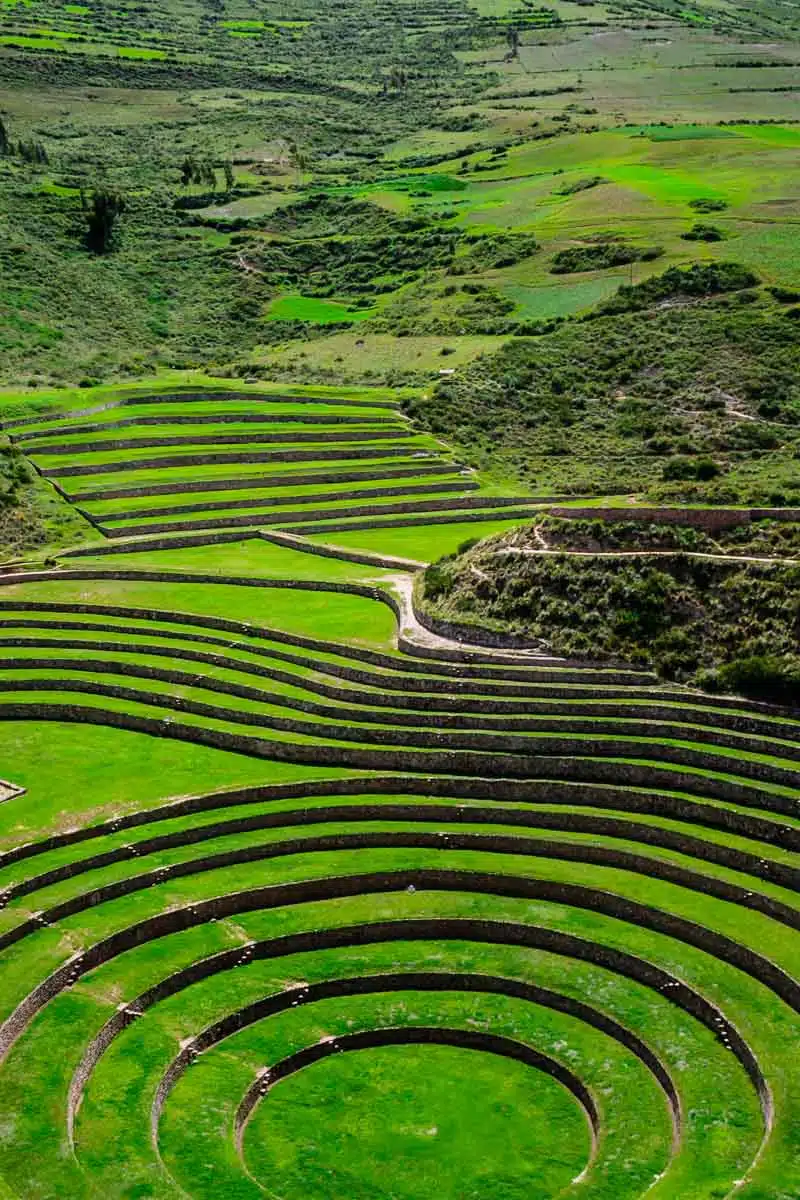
left=550, top=242, right=662, bottom=274
left=555, top=175, right=608, bottom=195
left=689, top=197, right=728, bottom=212
left=595, top=262, right=759, bottom=315
left=768, top=285, right=800, bottom=303
left=716, top=655, right=800, bottom=705
left=681, top=223, right=725, bottom=242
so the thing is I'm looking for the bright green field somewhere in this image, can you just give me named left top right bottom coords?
left=268, top=295, right=377, bottom=324
left=240, top=1042, right=590, bottom=1199
left=1, top=0, right=800, bottom=1185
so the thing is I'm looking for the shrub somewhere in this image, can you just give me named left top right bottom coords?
left=689, top=197, right=728, bottom=212
left=555, top=175, right=608, bottom=195
left=681, top=223, right=725, bottom=242
left=716, top=655, right=800, bottom=705
left=595, top=262, right=759, bottom=315
left=768, top=285, right=800, bottom=303
left=550, top=242, right=662, bottom=274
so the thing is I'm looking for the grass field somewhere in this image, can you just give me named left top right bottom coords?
left=0, top=0, right=799, bottom=1191
left=0, top=380, right=798, bottom=1199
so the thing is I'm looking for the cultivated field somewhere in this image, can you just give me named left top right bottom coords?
left=0, top=382, right=798, bottom=1199
left=1, top=0, right=799, bottom=1192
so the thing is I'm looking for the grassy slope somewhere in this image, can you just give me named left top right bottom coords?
left=408, top=284, right=800, bottom=504
left=1, top=0, right=800, bottom=389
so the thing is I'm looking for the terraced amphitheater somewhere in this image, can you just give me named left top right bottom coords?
left=0, top=383, right=799, bottom=1200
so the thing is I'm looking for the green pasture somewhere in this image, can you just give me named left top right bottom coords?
left=2, top=720, right=332, bottom=845
left=242, top=1041, right=589, bottom=1200
left=259, top=332, right=512, bottom=375
left=1, top=0, right=800, bottom=1186
left=267, top=295, right=376, bottom=324
left=68, top=532, right=401, bottom=581
left=0, top=574, right=399, bottom=645
left=308, top=518, right=555, bottom=562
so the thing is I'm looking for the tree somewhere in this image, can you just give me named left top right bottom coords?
left=388, top=65, right=408, bottom=90
left=505, top=27, right=520, bottom=60
left=82, top=187, right=127, bottom=254
left=285, top=139, right=307, bottom=185
left=17, top=140, right=48, bottom=164
left=292, top=146, right=307, bottom=185
left=223, top=159, right=234, bottom=193
left=180, top=154, right=197, bottom=186
left=0, top=119, right=9, bottom=157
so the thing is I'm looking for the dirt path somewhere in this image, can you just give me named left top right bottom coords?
left=384, top=572, right=559, bottom=660
left=493, top=547, right=800, bottom=566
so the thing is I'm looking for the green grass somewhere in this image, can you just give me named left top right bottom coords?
left=69, top=533, right=402, bottom=581
left=307, top=518, right=553, bottom=562
left=241, top=1041, right=590, bottom=1200
left=0, top=575, right=399, bottom=645
left=2, top=721, right=334, bottom=844
left=268, top=295, right=376, bottom=324
left=2, top=0, right=800, bottom=1186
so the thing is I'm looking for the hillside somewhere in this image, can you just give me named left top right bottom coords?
left=409, top=274, right=800, bottom=503
left=3, top=0, right=800, bottom=387
left=418, top=513, right=800, bottom=698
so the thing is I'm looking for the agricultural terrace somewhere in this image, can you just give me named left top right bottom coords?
left=0, top=382, right=797, bottom=1199
left=1, top=0, right=800, bottom=1190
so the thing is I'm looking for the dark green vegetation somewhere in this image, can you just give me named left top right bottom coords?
left=420, top=514, right=800, bottom=696
left=550, top=242, right=663, bottom=275
left=2, top=0, right=800, bottom=389
left=411, top=279, right=800, bottom=502
left=1, top=0, right=800, bottom=1189
left=0, top=441, right=91, bottom=560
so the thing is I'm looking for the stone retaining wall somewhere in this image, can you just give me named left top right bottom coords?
left=17, top=411, right=400, bottom=442
left=141, top=915, right=758, bottom=1132
left=12, top=797, right=797, bottom=912
left=30, top=428, right=413, bottom=456
left=102, top=493, right=545, bottom=539
left=97, top=479, right=477, bottom=524
left=0, top=701, right=791, bottom=815
left=68, top=462, right=459, bottom=503
left=3, top=624, right=796, bottom=743
left=43, top=444, right=419, bottom=478
left=1, top=390, right=396, bottom=431
left=5, top=777, right=795, bottom=867
left=8, top=825, right=800, bottom=927
left=234, top=1024, right=600, bottom=1149
left=411, top=593, right=541, bottom=651
left=282, top=505, right=548, bottom=536
left=0, top=581, right=655, bottom=683
left=550, top=506, right=800, bottom=530
left=0, top=873, right=776, bottom=1116
left=4, top=653, right=796, bottom=767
